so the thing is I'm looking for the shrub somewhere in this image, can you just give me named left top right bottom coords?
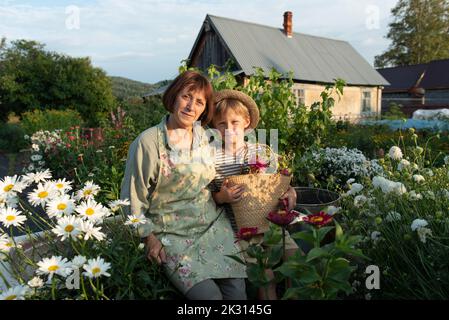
left=21, top=109, right=84, bottom=136
left=0, top=122, right=27, bottom=153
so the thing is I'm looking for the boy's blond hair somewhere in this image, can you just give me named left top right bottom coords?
left=213, top=98, right=250, bottom=125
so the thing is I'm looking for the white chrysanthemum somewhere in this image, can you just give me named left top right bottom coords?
left=0, top=285, right=28, bottom=300
left=409, top=190, right=423, bottom=201
left=52, top=216, right=82, bottom=241
left=411, top=219, right=428, bottom=231
left=75, top=180, right=100, bottom=200
left=371, top=231, right=381, bottom=242
left=372, top=176, right=406, bottom=195
left=413, top=174, right=425, bottom=183
left=108, top=199, right=130, bottom=212
left=21, top=169, right=52, bottom=185
left=388, top=146, right=403, bottom=160
left=354, top=195, right=368, bottom=207
left=0, top=193, right=19, bottom=209
left=0, top=207, right=27, bottom=228
left=346, top=178, right=355, bottom=185
left=417, top=227, right=432, bottom=243
left=124, top=214, right=148, bottom=228
left=71, top=255, right=87, bottom=269
left=82, top=257, right=111, bottom=278
left=397, top=159, right=410, bottom=171
left=27, top=276, right=44, bottom=288
left=0, top=175, right=26, bottom=196
left=79, top=220, right=106, bottom=241
left=386, top=211, right=401, bottom=222
left=52, top=178, right=73, bottom=195
left=46, top=195, right=76, bottom=218
left=36, top=256, right=72, bottom=280
left=346, top=183, right=363, bottom=196
left=28, top=182, right=57, bottom=207
left=324, top=206, right=341, bottom=215
left=75, top=199, right=107, bottom=223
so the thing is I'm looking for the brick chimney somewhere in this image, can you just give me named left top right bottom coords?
left=283, top=11, right=293, bottom=38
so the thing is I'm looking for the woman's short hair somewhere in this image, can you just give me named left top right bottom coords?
left=162, top=70, right=214, bottom=126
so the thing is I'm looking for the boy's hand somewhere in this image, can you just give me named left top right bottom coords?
left=216, top=179, right=245, bottom=204
left=280, top=186, right=297, bottom=211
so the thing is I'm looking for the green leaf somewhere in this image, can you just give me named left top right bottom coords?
left=266, top=245, right=283, bottom=268
left=298, top=266, right=322, bottom=284
left=224, top=254, right=246, bottom=266
left=317, top=226, right=335, bottom=243
left=291, top=231, right=314, bottom=246
left=246, top=245, right=264, bottom=259
left=334, top=220, right=344, bottom=241
left=306, top=247, right=330, bottom=262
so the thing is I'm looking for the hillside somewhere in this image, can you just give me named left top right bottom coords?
left=110, top=76, right=170, bottom=100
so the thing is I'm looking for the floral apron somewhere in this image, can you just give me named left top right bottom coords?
left=149, top=119, right=246, bottom=294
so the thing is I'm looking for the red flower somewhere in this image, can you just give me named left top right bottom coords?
left=249, top=159, right=269, bottom=174
left=280, top=168, right=290, bottom=176
left=235, top=227, right=258, bottom=242
left=266, top=209, right=299, bottom=226
left=303, top=211, right=333, bottom=227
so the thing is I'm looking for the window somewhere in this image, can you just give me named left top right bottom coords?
left=293, top=88, right=305, bottom=106
left=361, top=90, right=372, bottom=113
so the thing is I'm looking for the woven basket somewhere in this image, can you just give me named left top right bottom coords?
left=226, top=173, right=292, bottom=234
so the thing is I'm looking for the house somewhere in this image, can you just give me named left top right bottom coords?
left=186, top=12, right=389, bottom=121
left=377, top=59, right=449, bottom=117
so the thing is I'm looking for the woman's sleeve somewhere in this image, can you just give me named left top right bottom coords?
left=120, top=132, right=159, bottom=238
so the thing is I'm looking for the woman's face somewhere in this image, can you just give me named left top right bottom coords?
left=171, top=86, right=206, bottom=129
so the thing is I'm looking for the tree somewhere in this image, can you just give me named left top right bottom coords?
left=375, top=0, right=449, bottom=68
left=0, top=39, right=116, bottom=125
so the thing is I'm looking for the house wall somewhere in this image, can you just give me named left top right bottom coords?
left=292, top=83, right=382, bottom=121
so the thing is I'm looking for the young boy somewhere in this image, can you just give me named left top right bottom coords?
left=209, top=89, right=298, bottom=300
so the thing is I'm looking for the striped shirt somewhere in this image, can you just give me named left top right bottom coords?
left=210, top=143, right=277, bottom=233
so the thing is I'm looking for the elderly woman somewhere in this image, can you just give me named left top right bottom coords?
left=120, top=71, right=247, bottom=300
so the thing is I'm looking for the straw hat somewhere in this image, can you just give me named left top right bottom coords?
left=214, top=89, right=260, bottom=129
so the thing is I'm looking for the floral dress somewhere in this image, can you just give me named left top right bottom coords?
left=120, top=116, right=246, bottom=295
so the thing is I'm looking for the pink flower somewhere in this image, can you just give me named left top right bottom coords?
left=266, top=209, right=299, bottom=226
left=303, top=211, right=333, bottom=228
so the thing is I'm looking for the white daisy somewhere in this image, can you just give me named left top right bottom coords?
left=75, top=181, right=100, bottom=201
left=28, top=182, right=57, bottom=207
left=21, top=169, right=52, bottom=185
left=0, top=234, right=15, bottom=253
left=411, top=219, right=428, bottom=231
left=108, top=199, right=130, bottom=212
left=36, top=256, right=72, bottom=280
left=27, top=277, right=44, bottom=288
left=0, top=193, right=19, bottom=209
left=124, top=214, right=148, bottom=228
left=82, top=257, right=111, bottom=278
left=0, top=207, right=27, bottom=228
left=75, top=199, right=107, bottom=223
left=52, top=178, right=73, bottom=195
left=0, top=285, right=28, bottom=300
left=0, top=175, right=26, bottom=196
left=71, top=255, right=87, bottom=269
left=46, top=195, right=76, bottom=218
left=79, top=220, right=106, bottom=241
left=52, top=216, right=82, bottom=241
left=388, top=146, right=403, bottom=160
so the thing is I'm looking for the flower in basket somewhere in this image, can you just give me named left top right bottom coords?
left=248, top=158, right=270, bottom=174
left=235, top=227, right=258, bottom=243
left=303, top=211, right=333, bottom=228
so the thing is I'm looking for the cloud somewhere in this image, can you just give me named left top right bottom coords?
left=0, top=0, right=397, bottom=83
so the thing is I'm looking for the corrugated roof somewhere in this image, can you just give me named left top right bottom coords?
left=195, top=14, right=389, bottom=86
left=377, top=59, right=449, bottom=91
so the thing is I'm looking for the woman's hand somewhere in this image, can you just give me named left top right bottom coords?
left=215, top=179, right=245, bottom=204
left=144, top=233, right=167, bottom=265
left=280, top=186, right=297, bottom=211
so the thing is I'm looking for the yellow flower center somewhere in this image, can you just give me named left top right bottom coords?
left=5, top=242, right=13, bottom=248
left=83, top=190, right=93, bottom=196
left=5, top=295, right=17, bottom=300
left=57, top=203, right=67, bottom=210
left=38, top=191, right=48, bottom=199
left=311, top=216, right=324, bottom=223
left=64, top=225, right=74, bottom=233
left=4, top=184, right=14, bottom=192
left=85, top=208, right=95, bottom=216
left=92, top=267, right=101, bottom=275
left=48, top=265, right=59, bottom=272
left=131, top=218, right=140, bottom=223
left=56, top=183, right=64, bottom=189
left=6, top=215, right=16, bottom=222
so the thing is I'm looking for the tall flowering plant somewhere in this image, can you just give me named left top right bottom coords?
left=0, top=170, right=179, bottom=300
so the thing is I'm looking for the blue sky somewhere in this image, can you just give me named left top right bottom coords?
left=0, top=0, right=397, bottom=83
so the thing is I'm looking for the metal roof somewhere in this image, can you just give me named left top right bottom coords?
left=192, top=14, right=389, bottom=86
left=377, top=59, right=449, bottom=92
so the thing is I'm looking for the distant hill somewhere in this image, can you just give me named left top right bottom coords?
left=110, top=76, right=170, bottom=100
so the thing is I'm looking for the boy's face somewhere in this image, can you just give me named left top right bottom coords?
left=213, top=108, right=251, bottom=146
